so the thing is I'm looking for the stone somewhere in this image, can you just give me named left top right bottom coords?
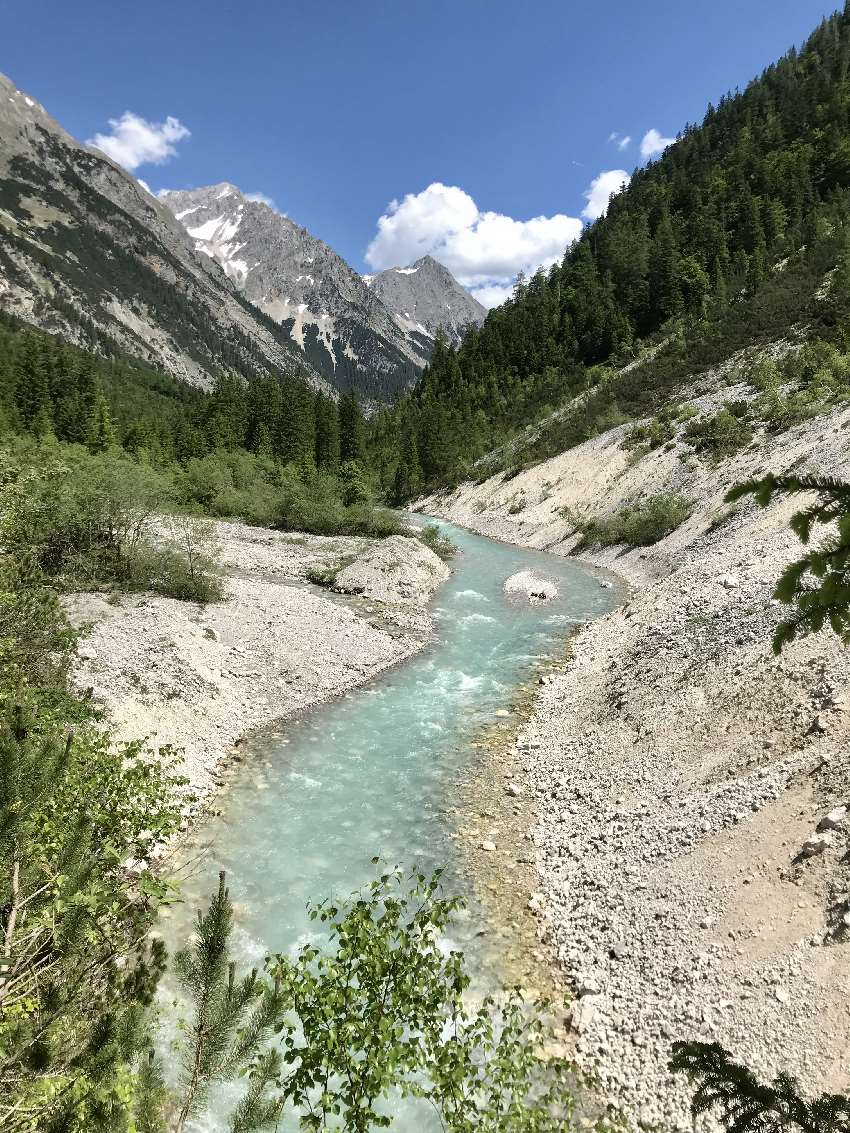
left=480, top=840, right=497, bottom=852
left=203, top=626, right=220, bottom=641
left=505, top=782, right=523, bottom=797
left=719, top=574, right=740, bottom=589
left=571, top=994, right=600, bottom=1034
left=577, top=973, right=603, bottom=996
left=774, top=988, right=790, bottom=1004
left=504, top=571, right=558, bottom=603
left=818, top=806, right=847, bottom=831
left=800, top=833, right=833, bottom=858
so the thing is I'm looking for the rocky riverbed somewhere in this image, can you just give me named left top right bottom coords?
left=419, top=371, right=850, bottom=1127
left=67, top=519, right=450, bottom=809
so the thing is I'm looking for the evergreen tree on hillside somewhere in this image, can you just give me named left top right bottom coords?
left=86, top=392, right=118, bottom=453
left=314, top=392, right=340, bottom=470
left=339, top=387, right=366, bottom=464
left=13, top=334, right=51, bottom=430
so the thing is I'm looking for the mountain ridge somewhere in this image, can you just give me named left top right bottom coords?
left=161, top=184, right=485, bottom=398
left=363, top=254, right=486, bottom=346
left=0, top=73, right=330, bottom=393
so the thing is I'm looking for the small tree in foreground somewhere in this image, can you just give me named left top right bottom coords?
left=164, top=865, right=578, bottom=1132
left=677, top=473, right=850, bottom=1130
left=726, top=473, right=850, bottom=652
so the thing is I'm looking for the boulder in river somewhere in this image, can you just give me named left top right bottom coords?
left=333, top=535, right=450, bottom=605
left=503, top=570, right=558, bottom=604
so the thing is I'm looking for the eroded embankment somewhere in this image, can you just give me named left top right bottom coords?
left=66, top=521, right=449, bottom=809
left=419, top=386, right=850, bottom=1129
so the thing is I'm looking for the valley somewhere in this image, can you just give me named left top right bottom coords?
left=3, top=5, right=850, bottom=1132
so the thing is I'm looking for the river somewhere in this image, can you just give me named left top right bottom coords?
left=161, top=518, right=614, bottom=1129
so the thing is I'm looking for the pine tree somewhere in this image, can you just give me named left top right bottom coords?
left=392, top=421, right=422, bottom=503
left=172, top=872, right=286, bottom=1133
left=86, top=393, right=118, bottom=453
left=314, top=393, right=340, bottom=470
left=0, top=698, right=173, bottom=1133
left=338, top=388, right=366, bottom=464
left=13, top=335, right=52, bottom=430
left=725, top=473, right=850, bottom=652
left=648, top=212, right=682, bottom=323
left=670, top=1041, right=850, bottom=1133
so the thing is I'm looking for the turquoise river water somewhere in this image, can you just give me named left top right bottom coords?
left=162, top=518, right=614, bottom=1130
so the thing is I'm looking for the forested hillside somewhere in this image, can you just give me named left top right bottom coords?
left=0, top=311, right=404, bottom=538
left=372, top=4, right=850, bottom=495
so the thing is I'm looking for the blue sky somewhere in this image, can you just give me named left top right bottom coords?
left=2, top=0, right=836, bottom=304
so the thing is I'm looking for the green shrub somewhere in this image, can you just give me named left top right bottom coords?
left=305, top=555, right=356, bottom=589
left=417, top=524, right=457, bottom=560
left=573, top=492, right=692, bottom=548
left=0, top=448, right=221, bottom=603
left=684, top=404, right=754, bottom=459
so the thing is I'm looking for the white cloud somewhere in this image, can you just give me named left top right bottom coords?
left=608, top=131, right=632, bottom=151
left=87, top=111, right=190, bottom=172
left=245, top=190, right=277, bottom=209
left=136, top=178, right=151, bottom=194
left=581, top=169, right=630, bottom=221
left=640, top=127, right=676, bottom=160
left=469, top=281, right=517, bottom=308
left=365, top=182, right=582, bottom=309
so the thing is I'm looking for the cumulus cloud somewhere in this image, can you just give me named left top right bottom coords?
left=581, top=169, right=630, bottom=221
left=608, top=131, right=632, bottom=151
left=87, top=111, right=190, bottom=172
left=640, top=127, right=676, bottom=160
left=365, top=182, right=582, bottom=308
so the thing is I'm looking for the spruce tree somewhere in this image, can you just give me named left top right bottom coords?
left=86, top=393, right=118, bottom=453
left=339, top=388, right=366, bottom=464
left=13, top=335, right=52, bottom=430
left=314, top=392, right=340, bottom=470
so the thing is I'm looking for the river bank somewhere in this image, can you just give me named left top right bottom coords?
left=66, top=518, right=450, bottom=811
left=418, top=387, right=850, bottom=1128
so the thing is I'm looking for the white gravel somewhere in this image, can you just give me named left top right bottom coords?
left=67, top=519, right=449, bottom=807
left=419, top=370, right=850, bottom=1126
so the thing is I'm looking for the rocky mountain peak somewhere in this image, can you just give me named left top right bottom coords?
left=364, top=255, right=486, bottom=346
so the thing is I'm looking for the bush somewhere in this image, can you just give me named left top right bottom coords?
left=685, top=404, right=754, bottom=459
left=0, top=447, right=222, bottom=603
left=0, top=555, right=77, bottom=690
left=572, top=492, right=692, bottom=548
left=417, top=524, right=457, bottom=560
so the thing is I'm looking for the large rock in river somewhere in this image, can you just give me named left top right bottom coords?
left=503, top=570, right=558, bottom=603
left=334, top=535, right=451, bottom=605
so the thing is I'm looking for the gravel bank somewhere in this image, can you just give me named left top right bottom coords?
left=67, top=519, right=449, bottom=807
left=420, top=379, right=850, bottom=1126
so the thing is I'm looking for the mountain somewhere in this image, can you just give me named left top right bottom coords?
left=375, top=6, right=850, bottom=492
left=161, top=184, right=425, bottom=400
left=363, top=255, right=486, bottom=347
left=0, top=74, right=333, bottom=394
